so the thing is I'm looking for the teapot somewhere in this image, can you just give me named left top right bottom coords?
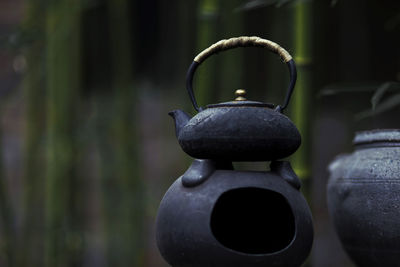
left=170, top=36, right=301, bottom=161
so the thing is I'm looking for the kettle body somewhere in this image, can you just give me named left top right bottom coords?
left=175, top=104, right=301, bottom=161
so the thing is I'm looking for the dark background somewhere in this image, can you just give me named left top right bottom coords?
left=0, top=0, right=399, bottom=266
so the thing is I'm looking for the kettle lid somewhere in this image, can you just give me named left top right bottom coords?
left=206, top=89, right=275, bottom=109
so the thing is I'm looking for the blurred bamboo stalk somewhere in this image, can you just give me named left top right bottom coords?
left=219, top=0, right=243, bottom=101
left=45, top=1, right=82, bottom=266
left=290, top=1, right=313, bottom=186
left=177, top=0, right=198, bottom=80
left=0, top=110, right=15, bottom=267
left=102, top=0, right=145, bottom=266
left=20, top=1, right=47, bottom=266
left=290, top=4, right=313, bottom=266
left=195, top=0, right=220, bottom=107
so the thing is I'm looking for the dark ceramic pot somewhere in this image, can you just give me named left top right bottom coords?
left=328, top=129, right=400, bottom=267
left=156, top=160, right=313, bottom=267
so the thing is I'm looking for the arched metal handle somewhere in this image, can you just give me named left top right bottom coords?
left=186, top=36, right=297, bottom=112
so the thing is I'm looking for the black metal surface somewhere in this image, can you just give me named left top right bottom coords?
left=328, top=129, right=400, bottom=267
left=281, top=59, right=297, bottom=112
left=156, top=165, right=313, bottom=267
left=186, top=61, right=201, bottom=111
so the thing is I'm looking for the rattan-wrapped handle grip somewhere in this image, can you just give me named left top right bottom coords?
left=186, top=36, right=297, bottom=112
left=194, top=36, right=292, bottom=63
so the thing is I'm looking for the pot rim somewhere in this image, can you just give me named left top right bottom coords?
left=354, top=129, right=400, bottom=146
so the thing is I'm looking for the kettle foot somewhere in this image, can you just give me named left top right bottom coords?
left=270, top=161, right=301, bottom=190
left=182, top=159, right=233, bottom=187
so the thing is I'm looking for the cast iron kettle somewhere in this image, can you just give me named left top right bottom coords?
left=156, top=36, right=313, bottom=267
left=170, top=36, right=301, bottom=161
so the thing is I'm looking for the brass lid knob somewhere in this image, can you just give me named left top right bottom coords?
left=235, top=89, right=247, bottom=101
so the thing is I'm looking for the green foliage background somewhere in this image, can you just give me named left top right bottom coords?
left=0, top=0, right=398, bottom=266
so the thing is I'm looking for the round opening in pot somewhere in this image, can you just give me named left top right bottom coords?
left=210, top=187, right=295, bottom=254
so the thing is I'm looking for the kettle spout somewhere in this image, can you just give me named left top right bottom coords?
left=168, top=110, right=192, bottom=138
